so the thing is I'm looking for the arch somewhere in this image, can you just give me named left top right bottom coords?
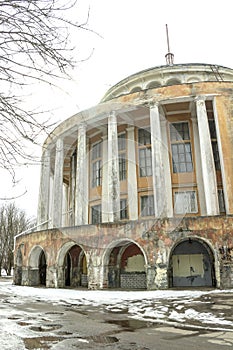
left=130, top=86, right=141, bottom=93
left=166, top=78, right=181, bottom=86
left=28, top=246, right=47, bottom=286
left=146, top=81, right=161, bottom=89
left=57, top=242, right=88, bottom=288
left=103, top=239, right=147, bottom=290
left=168, top=237, right=216, bottom=288
left=14, top=247, right=23, bottom=285
left=187, top=76, right=201, bottom=83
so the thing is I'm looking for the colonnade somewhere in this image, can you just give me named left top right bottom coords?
left=37, top=96, right=224, bottom=230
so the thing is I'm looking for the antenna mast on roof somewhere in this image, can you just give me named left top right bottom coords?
left=165, top=24, right=174, bottom=66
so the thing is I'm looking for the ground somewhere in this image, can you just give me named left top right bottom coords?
left=0, top=278, right=233, bottom=349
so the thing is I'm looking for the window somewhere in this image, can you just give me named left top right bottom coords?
left=91, top=142, right=102, bottom=187
left=120, top=199, right=128, bottom=220
left=170, top=122, right=193, bottom=173
left=118, top=133, right=126, bottom=181
left=138, top=128, right=151, bottom=145
left=118, top=133, right=126, bottom=151
left=174, top=191, right=198, bottom=214
left=119, top=154, right=126, bottom=181
left=138, top=128, right=152, bottom=177
left=141, top=195, right=155, bottom=217
left=91, top=204, right=102, bottom=224
left=218, top=189, right=225, bottom=213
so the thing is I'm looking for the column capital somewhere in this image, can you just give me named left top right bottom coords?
left=78, top=122, right=87, bottom=130
left=126, top=126, right=135, bottom=132
left=149, top=101, right=160, bottom=109
left=109, top=110, right=117, bottom=118
left=195, top=95, right=207, bottom=104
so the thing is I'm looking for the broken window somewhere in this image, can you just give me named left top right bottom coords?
left=141, top=195, right=155, bottom=217
left=174, top=191, right=198, bottom=214
left=120, top=199, right=128, bottom=220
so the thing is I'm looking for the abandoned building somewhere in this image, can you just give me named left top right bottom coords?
left=14, top=62, right=233, bottom=290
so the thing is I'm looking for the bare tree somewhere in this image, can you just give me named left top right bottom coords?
left=0, top=0, right=89, bottom=181
left=0, top=202, right=30, bottom=276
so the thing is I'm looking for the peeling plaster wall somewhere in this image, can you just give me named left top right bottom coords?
left=14, top=216, right=233, bottom=290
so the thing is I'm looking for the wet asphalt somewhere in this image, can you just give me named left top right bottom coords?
left=0, top=280, right=233, bottom=349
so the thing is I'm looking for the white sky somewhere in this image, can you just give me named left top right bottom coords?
left=1, top=0, right=233, bottom=218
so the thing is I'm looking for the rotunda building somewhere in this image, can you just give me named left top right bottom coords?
left=14, top=63, right=233, bottom=290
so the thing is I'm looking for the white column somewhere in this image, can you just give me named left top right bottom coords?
left=52, top=138, right=64, bottom=228
left=195, top=96, right=219, bottom=215
left=101, top=135, right=109, bottom=222
left=37, top=149, right=51, bottom=229
left=75, top=123, right=88, bottom=225
left=108, top=111, right=120, bottom=222
left=69, top=153, right=76, bottom=225
left=160, top=118, right=173, bottom=217
left=150, top=103, right=166, bottom=217
left=126, top=127, right=138, bottom=220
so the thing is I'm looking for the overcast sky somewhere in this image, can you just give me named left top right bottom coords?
left=1, top=0, right=233, bottom=219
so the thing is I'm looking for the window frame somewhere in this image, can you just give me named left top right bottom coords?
left=138, top=128, right=152, bottom=178
left=91, top=141, right=102, bottom=188
left=169, top=121, right=194, bottom=174
left=91, top=204, right=102, bottom=224
left=118, top=133, right=127, bottom=181
left=173, top=190, right=198, bottom=215
left=140, top=194, right=155, bottom=217
left=120, top=198, right=128, bottom=220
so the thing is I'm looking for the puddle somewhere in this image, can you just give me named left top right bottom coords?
left=17, top=321, right=31, bottom=326
left=107, top=318, right=149, bottom=331
left=87, top=335, right=118, bottom=344
left=8, top=316, right=21, bottom=320
left=29, top=324, right=62, bottom=332
left=23, top=336, right=63, bottom=349
left=57, top=331, right=73, bottom=336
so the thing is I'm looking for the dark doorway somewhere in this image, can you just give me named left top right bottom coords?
left=39, top=250, right=46, bottom=286
left=64, top=253, right=71, bottom=286
left=63, top=245, right=88, bottom=288
left=169, top=238, right=216, bottom=288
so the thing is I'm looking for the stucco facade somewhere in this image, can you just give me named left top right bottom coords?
left=14, top=63, right=233, bottom=290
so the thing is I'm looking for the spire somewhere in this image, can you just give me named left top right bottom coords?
left=165, top=24, right=174, bottom=66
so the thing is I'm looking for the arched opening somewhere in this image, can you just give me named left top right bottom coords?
left=106, top=241, right=146, bottom=290
left=39, top=250, right=47, bottom=286
left=130, top=86, right=141, bottom=93
left=28, top=246, right=47, bottom=286
left=63, top=245, right=88, bottom=288
left=146, top=81, right=161, bottom=89
left=14, top=247, right=23, bottom=285
left=64, top=252, right=71, bottom=286
left=166, top=78, right=181, bottom=86
left=169, top=238, right=216, bottom=288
